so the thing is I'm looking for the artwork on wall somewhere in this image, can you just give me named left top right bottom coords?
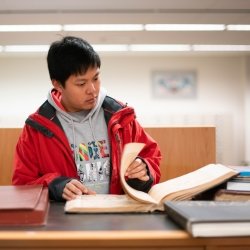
left=152, top=71, right=197, bottom=99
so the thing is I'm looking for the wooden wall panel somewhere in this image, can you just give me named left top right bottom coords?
left=0, top=127, right=215, bottom=185
left=0, top=128, right=22, bottom=185
left=144, top=127, right=216, bottom=182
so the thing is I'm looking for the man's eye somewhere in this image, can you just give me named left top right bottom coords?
left=78, top=82, right=85, bottom=86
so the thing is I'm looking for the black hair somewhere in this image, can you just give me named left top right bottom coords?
left=47, top=36, right=101, bottom=87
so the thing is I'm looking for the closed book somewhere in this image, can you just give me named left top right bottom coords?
left=226, top=179, right=250, bottom=191
left=0, top=185, right=49, bottom=226
left=214, top=189, right=250, bottom=201
left=164, top=200, right=250, bottom=237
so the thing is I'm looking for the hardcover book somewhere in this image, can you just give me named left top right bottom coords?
left=225, top=166, right=250, bottom=191
left=164, top=200, right=250, bottom=237
left=65, top=143, right=238, bottom=213
left=0, top=185, right=49, bottom=226
left=214, top=189, right=250, bottom=201
left=226, top=178, right=250, bottom=191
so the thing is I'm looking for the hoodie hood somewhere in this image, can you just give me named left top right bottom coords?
left=48, top=87, right=107, bottom=123
left=47, top=87, right=111, bottom=194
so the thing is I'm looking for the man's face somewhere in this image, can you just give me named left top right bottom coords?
left=57, top=67, right=101, bottom=112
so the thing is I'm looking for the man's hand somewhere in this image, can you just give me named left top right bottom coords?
left=62, top=179, right=96, bottom=201
left=125, top=158, right=149, bottom=182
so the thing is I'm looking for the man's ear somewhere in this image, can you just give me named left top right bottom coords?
left=52, top=80, right=63, bottom=93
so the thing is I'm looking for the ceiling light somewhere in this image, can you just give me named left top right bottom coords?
left=2, top=44, right=250, bottom=53
left=192, top=45, right=250, bottom=51
left=227, top=25, right=250, bottom=31
left=93, top=44, right=128, bottom=52
left=0, top=25, right=62, bottom=32
left=63, top=24, right=144, bottom=31
left=4, top=45, right=50, bottom=52
left=145, top=24, right=225, bottom=31
left=129, top=44, right=191, bottom=51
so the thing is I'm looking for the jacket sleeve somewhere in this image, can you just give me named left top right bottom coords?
left=48, top=176, right=74, bottom=201
left=12, top=125, right=61, bottom=186
left=126, top=162, right=153, bottom=193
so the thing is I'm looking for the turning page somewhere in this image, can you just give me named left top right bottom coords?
left=120, top=143, right=158, bottom=205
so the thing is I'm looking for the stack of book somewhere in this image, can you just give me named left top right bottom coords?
left=162, top=165, right=250, bottom=238
left=214, top=166, right=250, bottom=201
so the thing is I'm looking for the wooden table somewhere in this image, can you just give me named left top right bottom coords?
left=0, top=202, right=250, bottom=250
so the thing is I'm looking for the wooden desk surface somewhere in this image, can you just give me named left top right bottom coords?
left=0, top=202, right=250, bottom=250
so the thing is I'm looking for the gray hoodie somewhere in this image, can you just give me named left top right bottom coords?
left=47, top=88, right=110, bottom=194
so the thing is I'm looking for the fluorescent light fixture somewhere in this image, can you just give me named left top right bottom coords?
left=227, top=25, right=250, bottom=31
left=64, top=24, right=144, bottom=31
left=4, top=45, right=50, bottom=52
left=93, top=44, right=128, bottom=52
left=129, top=44, right=191, bottom=51
left=1, top=44, right=250, bottom=53
left=0, top=25, right=62, bottom=32
left=145, top=24, right=225, bottom=31
left=192, top=45, right=250, bottom=51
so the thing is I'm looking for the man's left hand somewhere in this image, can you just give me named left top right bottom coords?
left=125, top=158, right=149, bottom=181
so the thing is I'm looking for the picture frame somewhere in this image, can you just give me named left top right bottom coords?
left=152, top=71, right=197, bottom=99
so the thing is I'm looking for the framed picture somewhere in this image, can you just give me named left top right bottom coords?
left=152, top=71, right=197, bottom=99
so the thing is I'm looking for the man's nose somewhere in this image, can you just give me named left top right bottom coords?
left=86, top=83, right=96, bottom=94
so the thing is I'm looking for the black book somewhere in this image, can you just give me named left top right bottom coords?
left=164, top=200, right=250, bottom=237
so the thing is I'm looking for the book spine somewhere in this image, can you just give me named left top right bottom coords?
left=165, top=205, right=190, bottom=233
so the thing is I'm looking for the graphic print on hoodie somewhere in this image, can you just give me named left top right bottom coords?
left=48, top=88, right=111, bottom=194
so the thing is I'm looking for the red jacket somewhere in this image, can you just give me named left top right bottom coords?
left=12, top=96, right=161, bottom=194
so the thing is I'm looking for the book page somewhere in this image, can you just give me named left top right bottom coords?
left=148, top=164, right=238, bottom=203
left=120, top=143, right=158, bottom=205
left=65, top=194, right=157, bottom=213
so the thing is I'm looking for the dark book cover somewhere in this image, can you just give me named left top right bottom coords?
left=0, top=185, right=49, bottom=226
left=164, top=200, right=250, bottom=237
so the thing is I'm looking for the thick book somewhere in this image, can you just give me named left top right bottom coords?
left=0, top=185, right=49, bottom=226
left=65, top=143, right=238, bottom=213
left=214, top=189, right=250, bottom=201
left=164, top=200, right=250, bottom=237
left=225, top=166, right=250, bottom=191
left=226, top=178, right=250, bottom=191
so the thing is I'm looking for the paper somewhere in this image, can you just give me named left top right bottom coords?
left=120, top=143, right=158, bottom=204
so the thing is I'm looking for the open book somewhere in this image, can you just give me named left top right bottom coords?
left=65, top=143, right=238, bottom=213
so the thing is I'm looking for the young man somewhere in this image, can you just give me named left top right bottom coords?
left=12, top=36, right=161, bottom=201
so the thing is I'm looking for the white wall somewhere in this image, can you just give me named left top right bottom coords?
left=0, top=54, right=247, bottom=165
left=245, top=57, right=250, bottom=165
left=0, top=56, right=50, bottom=126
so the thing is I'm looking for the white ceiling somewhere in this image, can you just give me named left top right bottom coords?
left=0, top=0, right=250, bottom=54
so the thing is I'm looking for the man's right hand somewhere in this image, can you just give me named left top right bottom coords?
left=62, top=179, right=96, bottom=201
